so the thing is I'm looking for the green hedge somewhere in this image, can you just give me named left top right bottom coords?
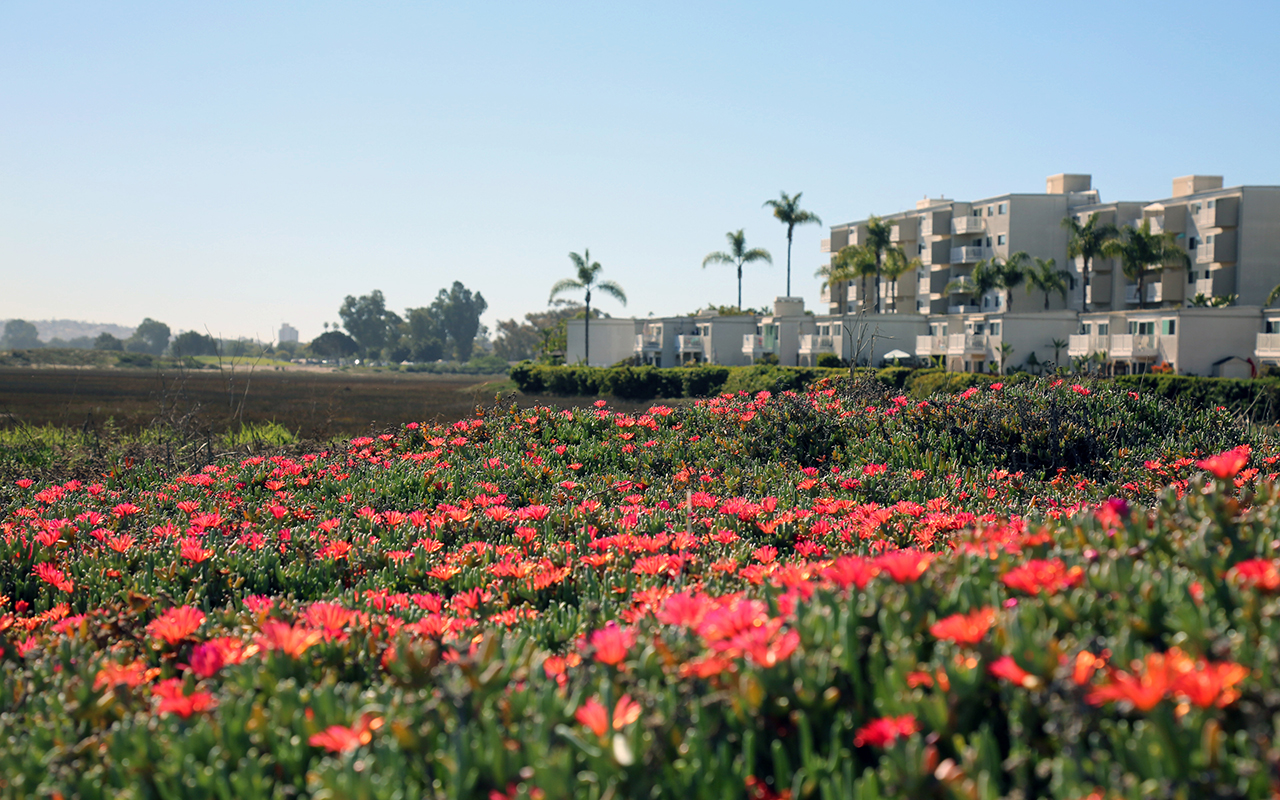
left=1113, top=374, right=1280, bottom=423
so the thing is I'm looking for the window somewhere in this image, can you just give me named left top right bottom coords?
left=1206, top=234, right=1214, bottom=245
left=983, top=297, right=990, bottom=309
left=974, top=323, right=985, bottom=334
left=1188, top=270, right=1196, bottom=284
left=1208, top=200, right=1215, bottom=209
left=1081, top=323, right=1092, bottom=335
left=972, top=209, right=982, bottom=217
left=972, top=238, right=983, bottom=247
left=918, top=243, right=925, bottom=254
left=985, top=236, right=992, bottom=247
left=995, top=295, right=1003, bottom=309
left=987, top=205, right=994, bottom=216
left=1069, top=275, right=1076, bottom=290
left=1188, top=236, right=1198, bottom=249
left=1161, top=320, right=1176, bottom=335
left=998, top=202, right=1008, bottom=215
left=1129, top=321, right=1155, bottom=335
left=997, top=234, right=1007, bottom=246
left=1192, top=203, right=1202, bottom=214
left=990, top=321, right=1001, bottom=335
left=1268, top=320, right=1280, bottom=334
left=1098, top=324, right=1109, bottom=335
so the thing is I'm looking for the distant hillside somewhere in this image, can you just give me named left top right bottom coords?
left=1, top=319, right=135, bottom=342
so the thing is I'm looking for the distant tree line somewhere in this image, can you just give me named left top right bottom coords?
left=2, top=318, right=172, bottom=355
left=311, top=282, right=491, bottom=365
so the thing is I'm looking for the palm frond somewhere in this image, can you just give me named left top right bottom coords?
left=702, top=252, right=734, bottom=268
left=742, top=248, right=772, bottom=264
left=595, top=280, right=627, bottom=305
left=548, top=278, right=584, bottom=303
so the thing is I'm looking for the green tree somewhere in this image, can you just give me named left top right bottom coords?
left=126, top=318, right=171, bottom=355
left=309, top=330, right=359, bottom=359
left=943, top=260, right=1001, bottom=308
left=171, top=330, right=218, bottom=357
left=763, top=191, right=822, bottom=297
left=93, top=333, right=124, bottom=351
left=1102, top=221, right=1189, bottom=309
left=548, top=249, right=626, bottom=365
left=882, top=246, right=922, bottom=313
left=339, top=290, right=403, bottom=358
left=701, top=230, right=772, bottom=310
left=2, top=319, right=41, bottom=349
left=1025, top=257, right=1071, bottom=310
left=862, top=216, right=893, bottom=312
left=993, top=251, right=1030, bottom=313
left=403, top=307, right=447, bottom=363
left=816, top=245, right=876, bottom=313
left=432, top=282, right=488, bottom=362
left=1062, top=212, right=1119, bottom=311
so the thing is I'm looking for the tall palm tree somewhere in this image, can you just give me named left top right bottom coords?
left=764, top=191, right=822, bottom=297
left=702, top=230, right=772, bottom=310
left=943, top=259, right=1001, bottom=308
left=1024, top=257, right=1071, bottom=310
left=993, top=251, right=1030, bottom=312
left=816, top=245, right=877, bottom=313
left=862, top=216, right=894, bottom=312
left=882, top=245, right=922, bottom=313
left=1101, top=221, right=1189, bottom=310
left=1062, top=213, right=1119, bottom=311
left=548, top=249, right=627, bottom=365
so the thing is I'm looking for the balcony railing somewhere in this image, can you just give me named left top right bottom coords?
left=1124, top=283, right=1162, bottom=304
left=798, top=335, right=833, bottom=353
left=634, top=334, right=662, bottom=352
left=947, top=333, right=988, bottom=355
left=916, top=335, right=947, bottom=356
left=947, top=304, right=980, bottom=314
left=676, top=335, right=704, bottom=352
left=950, top=246, right=991, bottom=264
left=1068, top=334, right=1107, bottom=358
left=1256, top=333, right=1280, bottom=358
left=742, top=334, right=775, bottom=356
left=1109, top=334, right=1159, bottom=359
left=951, top=216, right=985, bottom=235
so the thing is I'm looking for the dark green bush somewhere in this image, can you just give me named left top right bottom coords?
left=1113, top=374, right=1280, bottom=423
left=875, top=366, right=914, bottom=390
left=815, top=352, right=842, bottom=369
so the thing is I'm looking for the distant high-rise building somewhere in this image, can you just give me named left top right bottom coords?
left=279, top=323, right=299, bottom=344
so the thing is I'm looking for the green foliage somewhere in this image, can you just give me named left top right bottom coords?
left=339, top=290, right=402, bottom=357
left=171, top=331, right=219, bottom=357
left=1, top=319, right=41, bottom=349
left=1114, top=374, right=1280, bottom=423
left=815, top=352, right=842, bottom=369
left=125, top=318, right=171, bottom=356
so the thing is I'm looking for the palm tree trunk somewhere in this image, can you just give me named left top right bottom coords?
left=737, top=264, right=742, bottom=310
left=584, top=297, right=591, bottom=365
left=785, top=230, right=793, bottom=297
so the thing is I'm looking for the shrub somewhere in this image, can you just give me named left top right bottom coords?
left=815, top=352, right=842, bottom=369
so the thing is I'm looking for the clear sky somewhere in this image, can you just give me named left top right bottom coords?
left=4, top=1, right=1280, bottom=342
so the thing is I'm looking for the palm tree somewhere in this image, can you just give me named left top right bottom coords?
left=1101, top=221, right=1189, bottom=310
left=1062, top=213, right=1119, bottom=311
left=998, top=341, right=1015, bottom=375
left=863, top=216, right=893, bottom=312
left=1024, top=257, right=1071, bottom=310
left=993, top=251, right=1030, bottom=312
left=818, top=245, right=877, bottom=312
left=702, top=230, right=772, bottom=310
left=1051, top=338, right=1068, bottom=372
left=548, top=249, right=627, bottom=366
left=764, top=191, right=822, bottom=297
left=882, top=246, right=921, bottom=313
left=943, top=259, right=1001, bottom=308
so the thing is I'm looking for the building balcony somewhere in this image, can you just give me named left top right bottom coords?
left=890, top=221, right=918, bottom=242
left=1196, top=238, right=1238, bottom=264
left=1068, top=334, right=1107, bottom=358
left=950, top=246, right=991, bottom=264
left=951, top=216, right=985, bottom=235
left=920, top=240, right=950, bottom=266
left=1109, top=334, right=1159, bottom=359
left=946, top=333, right=988, bottom=356
left=947, top=304, right=980, bottom=314
left=916, top=335, right=947, bottom=356
left=1124, top=283, right=1162, bottom=304
left=1256, top=333, right=1280, bottom=360
left=676, top=335, right=704, bottom=353
left=635, top=334, right=662, bottom=352
left=820, top=238, right=831, bottom=253
left=742, top=334, right=775, bottom=357
left=798, top=335, right=834, bottom=354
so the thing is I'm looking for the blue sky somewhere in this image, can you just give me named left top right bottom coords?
left=4, top=1, right=1279, bottom=342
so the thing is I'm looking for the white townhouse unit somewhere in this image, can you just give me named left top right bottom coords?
left=633, top=316, right=700, bottom=369
left=564, top=317, right=644, bottom=367
left=915, top=311, right=1079, bottom=373
left=678, top=310, right=757, bottom=367
left=1069, top=306, right=1262, bottom=376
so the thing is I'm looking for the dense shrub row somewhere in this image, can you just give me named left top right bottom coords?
left=1, top=379, right=1278, bottom=797
left=1113, top=373, right=1280, bottom=423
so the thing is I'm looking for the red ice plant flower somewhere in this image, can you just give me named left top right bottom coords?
left=1227, top=559, right=1280, bottom=592
left=308, top=713, right=384, bottom=753
left=152, top=678, right=216, bottom=718
left=1000, top=559, right=1084, bottom=596
left=822, top=555, right=878, bottom=590
left=854, top=714, right=919, bottom=748
left=1198, top=445, right=1250, bottom=480
left=258, top=620, right=324, bottom=658
left=929, top=608, right=996, bottom=646
left=588, top=621, right=635, bottom=666
left=574, top=694, right=642, bottom=739
left=875, top=549, right=933, bottom=584
left=148, top=606, right=206, bottom=645
left=33, top=562, right=74, bottom=592
left=989, top=656, right=1038, bottom=688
